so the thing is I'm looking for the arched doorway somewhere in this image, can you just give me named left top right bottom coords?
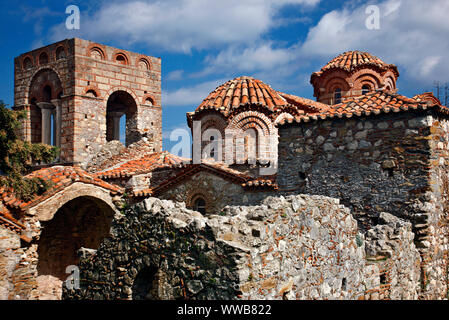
left=36, top=196, right=115, bottom=299
left=106, top=91, right=138, bottom=146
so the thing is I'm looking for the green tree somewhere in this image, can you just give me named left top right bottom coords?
left=0, top=101, right=59, bottom=201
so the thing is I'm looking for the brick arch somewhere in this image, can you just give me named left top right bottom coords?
left=54, top=45, right=67, bottom=60
left=22, top=54, right=35, bottom=70
left=104, top=86, right=139, bottom=111
left=28, top=182, right=118, bottom=223
left=136, top=56, right=152, bottom=71
left=38, top=49, right=51, bottom=65
left=84, top=86, right=101, bottom=98
left=27, top=67, right=63, bottom=103
left=350, top=70, right=383, bottom=90
left=228, top=111, right=273, bottom=136
left=113, top=50, right=130, bottom=65
left=325, top=77, right=350, bottom=94
left=382, top=70, right=397, bottom=90
left=104, top=87, right=140, bottom=145
left=198, top=114, right=227, bottom=135
left=86, top=43, right=107, bottom=60
left=142, top=93, right=157, bottom=106
left=353, top=74, right=381, bottom=91
left=187, top=192, right=210, bottom=212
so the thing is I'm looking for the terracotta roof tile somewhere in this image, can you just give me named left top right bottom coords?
left=87, top=140, right=156, bottom=173
left=276, top=90, right=447, bottom=126
left=96, top=151, right=189, bottom=179
left=151, top=160, right=277, bottom=196
left=0, top=166, right=122, bottom=234
left=188, top=76, right=330, bottom=124
left=312, top=51, right=399, bottom=78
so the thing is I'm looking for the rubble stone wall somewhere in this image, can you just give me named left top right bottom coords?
left=63, top=195, right=421, bottom=300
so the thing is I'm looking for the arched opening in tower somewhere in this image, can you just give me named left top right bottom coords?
left=28, top=68, right=63, bottom=147
left=106, top=90, right=138, bottom=146
left=36, top=196, right=115, bottom=300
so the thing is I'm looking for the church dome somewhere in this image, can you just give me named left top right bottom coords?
left=310, top=51, right=399, bottom=105
left=312, top=51, right=399, bottom=78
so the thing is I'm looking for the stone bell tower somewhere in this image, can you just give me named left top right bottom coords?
left=14, top=38, right=162, bottom=165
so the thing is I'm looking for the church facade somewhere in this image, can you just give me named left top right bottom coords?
left=1, top=39, right=448, bottom=300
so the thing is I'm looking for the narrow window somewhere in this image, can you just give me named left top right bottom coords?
left=209, top=136, right=215, bottom=158
left=362, top=85, right=371, bottom=95
left=334, top=88, right=342, bottom=104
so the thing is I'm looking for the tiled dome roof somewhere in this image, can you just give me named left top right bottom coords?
left=195, top=76, right=289, bottom=115
left=312, top=51, right=399, bottom=77
left=190, top=76, right=330, bottom=122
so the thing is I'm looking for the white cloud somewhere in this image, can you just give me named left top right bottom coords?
left=50, top=0, right=320, bottom=53
left=162, top=78, right=228, bottom=107
left=166, top=69, right=184, bottom=81
left=196, top=43, right=297, bottom=77
left=299, top=0, right=449, bottom=84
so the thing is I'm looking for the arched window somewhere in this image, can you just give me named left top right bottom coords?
left=86, top=90, right=97, bottom=98
left=106, top=91, right=138, bottom=146
left=362, top=85, right=371, bottom=95
left=23, top=57, right=33, bottom=69
left=193, top=197, right=206, bottom=215
left=138, top=58, right=150, bottom=71
left=209, top=136, right=215, bottom=158
left=39, top=52, right=49, bottom=65
left=334, top=88, right=342, bottom=104
left=55, top=46, right=66, bottom=60
left=115, top=54, right=128, bottom=65
left=90, top=48, right=104, bottom=60
left=244, top=128, right=258, bottom=163
left=144, top=97, right=154, bottom=106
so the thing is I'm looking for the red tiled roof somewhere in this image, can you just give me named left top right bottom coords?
left=0, top=166, right=122, bottom=234
left=276, top=90, right=447, bottom=126
left=312, top=51, right=399, bottom=78
left=87, top=140, right=156, bottom=173
left=149, top=160, right=277, bottom=197
left=96, top=151, right=189, bottom=179
left=277, top=92, right=332, bottom=114
left=189, top=76, right=328, bottom=121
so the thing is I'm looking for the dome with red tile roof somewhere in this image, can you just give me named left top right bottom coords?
left=312, top=51, right=399, bottom=77
left=188, top=76, right=329, bottom=124
left=195, top=76, right=289, bottom=115
left=310, top=51, right=400, bottom=105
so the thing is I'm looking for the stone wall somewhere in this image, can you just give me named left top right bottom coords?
left=277, top=110, right=449, bottom=299
left=0, top=227, right=22, bottom=299
left=63, top=195, right=421, bottom=300
left=156, top=171, right=273, bottom=214
left=421, top=113, right=449, bottom=299
left=364, top=212, right=421, bottom=300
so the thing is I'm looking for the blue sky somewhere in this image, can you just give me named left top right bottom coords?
left=1, top=0, right=449, bottom=151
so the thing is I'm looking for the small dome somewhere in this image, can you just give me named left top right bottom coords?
left=312, top=51, right=399, bottom=78
left=194, top=76, right=290, bottom=116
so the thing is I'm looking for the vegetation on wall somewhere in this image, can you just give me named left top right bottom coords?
left=0, top=101, right=59, bottom=201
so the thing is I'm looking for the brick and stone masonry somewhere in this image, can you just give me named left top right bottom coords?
left=13, top=38, right=162, bottom=166
left=63, top=195, right=421, bottom=300
left=277, top=109, right=449, bottom=299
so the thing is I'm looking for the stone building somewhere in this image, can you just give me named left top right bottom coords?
left=1, top=41, right=449, bottom=300
left=13, top=38, right=162, bottom=165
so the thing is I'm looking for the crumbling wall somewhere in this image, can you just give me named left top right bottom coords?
left=0, top=227, right=22, bottom=299
left=364, top=212, right=421, bottom=300
left=63, top=195, right=422, bottom=300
